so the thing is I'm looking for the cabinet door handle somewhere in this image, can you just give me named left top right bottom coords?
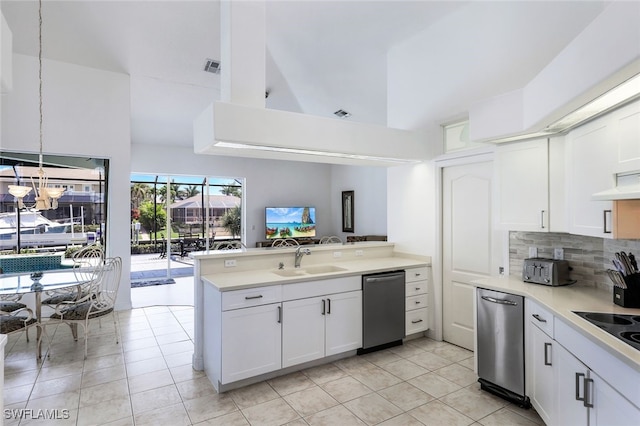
left=544, top=342, right=552, bottom=366
left=327, top=298, right=331, bottom=315
left=584, top=377, right=594, bottom=408
left=603, top=210, right=612, bottom=234
left=532, top=314, right=547, bottom=323
left=411, top=319, right=423, bottom=324
left=321, top=299, right=326, bottom=315
left=277, top=306, right=282, bottom=323
left=245, top=295, right=263, bottom=300
left=575, top=372, right=585, bottom=402
left=541, top=210, right=546, bottom=229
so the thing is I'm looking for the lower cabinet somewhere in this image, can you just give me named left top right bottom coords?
left=282, top=290, right=362, bottom=368
left=529, top=323, right=555, bottom=425
left=221, top=303, right=282, bottom=384
left=526, top=299, right=640, bottom=425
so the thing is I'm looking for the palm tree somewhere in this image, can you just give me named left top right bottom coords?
left=130, top=183, right=150, bottom=209
left=220, top=185, right=241, bottom=197
left=182, top=185, right=201, bottom=199
left=158, top=182, right=181, bottom=203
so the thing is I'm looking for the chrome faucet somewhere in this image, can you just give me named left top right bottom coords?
left=294, top=247, right=311, bottom=268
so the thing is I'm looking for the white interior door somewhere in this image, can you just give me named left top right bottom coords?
left=442, top=161, right=498, bottom=350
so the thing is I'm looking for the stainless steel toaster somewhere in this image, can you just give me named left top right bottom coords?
left=522, top=258, right=575, bottom=286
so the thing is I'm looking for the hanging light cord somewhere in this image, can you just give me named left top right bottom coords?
left=38, top=0, right=43, bottom=171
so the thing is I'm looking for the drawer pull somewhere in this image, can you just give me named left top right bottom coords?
left=415, top=273, right=422, bottom=277
left=411, top=319, right=423, bottom=324
left=532, top=314, right=547, bottom=323
left=245, top=295, right=263, bottom=300
left=415, top=287, right=421, bottom=291
left=415, top=301, right=421, bottom=304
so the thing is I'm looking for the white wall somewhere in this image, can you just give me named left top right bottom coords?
left=2, top=54, right=132, bottom=309
left=130, top=144, right=335, bottom=248
left=330, top=165, right=387, bottom=241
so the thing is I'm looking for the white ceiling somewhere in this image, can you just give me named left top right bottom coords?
left=0, top=0, right=608, bottom=149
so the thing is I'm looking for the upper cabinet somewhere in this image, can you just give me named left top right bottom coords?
left=610, top=101, right=640, bottom=174
left=494, top=138, right=550, bottom=232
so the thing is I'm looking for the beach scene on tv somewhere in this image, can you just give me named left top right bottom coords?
left=266, top=207, right=316, bottom=239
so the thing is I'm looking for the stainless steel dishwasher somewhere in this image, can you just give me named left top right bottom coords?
left=359, top=270, right=406, bottom=353
left=477, top=288, right=531, bottom=408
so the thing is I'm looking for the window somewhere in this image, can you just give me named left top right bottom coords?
left=0, top=151, right=108, bottom=272
left=443, top=120, right=485, bottom=153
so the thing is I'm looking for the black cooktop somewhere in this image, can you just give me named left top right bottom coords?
left=573, top=311, right=640, bottom=351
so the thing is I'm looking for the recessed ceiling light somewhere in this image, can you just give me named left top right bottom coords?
left=334, top=109, right=351, bottom=118
left=204, top=59, right=221, bottom=74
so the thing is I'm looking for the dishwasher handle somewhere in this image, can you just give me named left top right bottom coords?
left=363, top=272, right=406, bottom=283
left=480, top=295, right=518, bottom=306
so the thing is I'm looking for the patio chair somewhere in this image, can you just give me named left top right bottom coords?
left=319, top=236, right=342, bottom=244
left=45, top=256, right=122, bottom=359
left=271, top=238, right=300, bottom=247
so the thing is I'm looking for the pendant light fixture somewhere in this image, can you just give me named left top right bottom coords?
left=8, top=0, right=64, bottom=210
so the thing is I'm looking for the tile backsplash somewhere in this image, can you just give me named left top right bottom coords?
left=509, top=232, right=640, bottom=290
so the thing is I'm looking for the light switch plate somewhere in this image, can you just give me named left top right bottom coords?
left=224, top=259, right=237, bottom=267
left=529, top=247, right=538, bottom=258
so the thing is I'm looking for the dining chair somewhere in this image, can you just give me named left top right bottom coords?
left=41, top=243, right=105, bottom=307
left=45, top=256, right=122, bottom=359
left=319, top=236, right=342, bottom=244
left=0, top=294, right=31, bottom=341
left=271, top=238, right=300, bottom=247
left=214, top=241, right=245, bottom=250
left=0, top=306, right=38, bottom=341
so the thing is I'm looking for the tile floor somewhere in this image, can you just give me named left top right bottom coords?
left=3, top=306, right=544, bottom=426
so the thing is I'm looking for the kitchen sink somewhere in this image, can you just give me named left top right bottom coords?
left=272, top=265, right=348, bottom=277
left=272, top=269, right=306, bottom=277
left=303, top=265, right=347, bottom=274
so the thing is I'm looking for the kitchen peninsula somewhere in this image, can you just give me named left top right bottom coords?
left=191, top=242, right=430, bottom=392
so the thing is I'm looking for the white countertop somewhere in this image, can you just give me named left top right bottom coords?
left=473, top=275, right=640, bottom=372
left=201, top=256, right=429, bottom=291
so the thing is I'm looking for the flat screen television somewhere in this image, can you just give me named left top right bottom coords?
left=266, top=207, right=316, bottom=239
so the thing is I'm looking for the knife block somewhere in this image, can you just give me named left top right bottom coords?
left=613, top=273, right=640, bottom=308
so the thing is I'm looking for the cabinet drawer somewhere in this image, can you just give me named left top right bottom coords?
left=527, top=299, right=554, bottom=338
left=406, top=281, right=428, bottom=297
left=222, top=285, right=282, bottom=311
left=406, top=308, right=428, bottom=334
left=405, top=267, right=429, bottom=283
left=406, top=294, right=428, bottom=311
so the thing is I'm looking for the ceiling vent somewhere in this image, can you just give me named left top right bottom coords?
left=204, top=59, right=221, bottom=74
left=334, top=109, right=351, bottom=118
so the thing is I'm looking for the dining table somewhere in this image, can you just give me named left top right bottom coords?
left=0, top=269, right=84, bottom=359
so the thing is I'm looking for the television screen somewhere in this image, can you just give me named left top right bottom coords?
left=266, top=207, right=316, bottom=239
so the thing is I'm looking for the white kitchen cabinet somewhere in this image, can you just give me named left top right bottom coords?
left=221, top=303, right=282, bottom=384
left=609, top=100, right=640, bottom=174
left=282, top=290, right=362, bottom=368
left=525, top=298, right=640, bottom=426
left=589, top=369, right=640, bottom=426
left=494, top=139, right=550, bottom=231
left=529, top=322, right=555, bottom=425
left=565, top=113, right=617, bottom=238
left=554, top=341, right=590, bottom=426
left=405, top=267, right=429, bottom=334
left=325, top=290, right=363, bottom=356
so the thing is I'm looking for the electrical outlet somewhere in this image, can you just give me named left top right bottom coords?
left=355, top=250, right=364, bottom=256
left=528, top=247, right=538, bottom=258
left=224, top=259, right=237, bottom=267
left=333, top=251, right=342, bottom=258
left=554, top=248, right=564, bottom=260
